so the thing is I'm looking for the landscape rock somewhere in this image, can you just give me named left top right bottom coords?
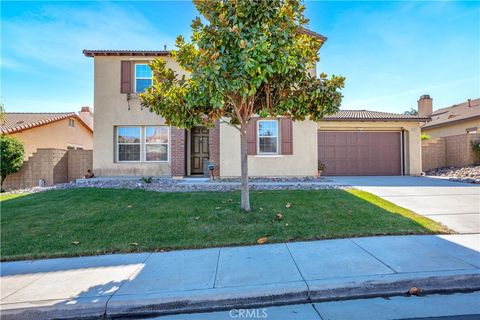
left=426, top=165, right=480, bottom=184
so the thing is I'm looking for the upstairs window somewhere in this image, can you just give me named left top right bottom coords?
left=68, top=119, right=75, bottom=127
left=135, top=64, right=152, bottom=93
left=117, top=127, right=141, bottom=162
left=258, top=120, right=278, bottom=154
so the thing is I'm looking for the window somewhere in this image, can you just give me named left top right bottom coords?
left=68, top=119, right=75, bottom=127
left=117, top=127, right=141, bottom=162
left=145, top=126, right=169, bottom=161
left=258, top=120, right=278, bottom=154
left=135, top=64, right=152, bottom=93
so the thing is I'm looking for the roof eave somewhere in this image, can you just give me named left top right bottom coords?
left=422, top=114, right=480, bottom=129
left=1, top=114, right=93, bottom=134
left=83, top=50, right=171, bottom=58
left=321, top=117, right=431, bottom=122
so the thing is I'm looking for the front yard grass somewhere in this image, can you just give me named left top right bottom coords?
left=0, top=188, right=449, bottom=261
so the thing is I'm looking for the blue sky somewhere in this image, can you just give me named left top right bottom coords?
left=1, top=1, right=479, bottom=114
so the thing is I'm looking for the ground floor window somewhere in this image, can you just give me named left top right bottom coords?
left=116, top=126, right=169, bottom=162
left=145, top=126, right=169, bottom=161
left=258, top=119, right=279, bottom=154
left=117, top=127, right=141, bottom=162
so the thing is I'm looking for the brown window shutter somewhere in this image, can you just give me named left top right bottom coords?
left=280, top=118, right=293, bottom=155
left=120, top=61, right=132, bottom=93
left=246, top=118, right=257, bottom=155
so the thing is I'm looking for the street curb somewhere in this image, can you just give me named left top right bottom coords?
left=104, top=270, right=480, bottom=319
left=106, top=281, right=309, bottom=318
left=2, top=271, right=479, bottom=319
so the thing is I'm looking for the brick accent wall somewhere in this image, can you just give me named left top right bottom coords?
left=208, top=121, right=220, bottom=177
left=422, top=133, right=479, bottom=171
left=171, top=127, right=186, bottom=177
left=2, top=149, right=93, bottom=191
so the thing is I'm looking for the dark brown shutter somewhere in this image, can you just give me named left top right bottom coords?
left=246, top=118, right=257, bottom=155
left=280, top=118, right=293, bottom=155
left=120, top=61, right=132, bottom=93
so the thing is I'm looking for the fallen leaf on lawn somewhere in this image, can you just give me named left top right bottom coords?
left=259, top=207, right=264, bottom=211
left=194, top=216, right=200, bottom=220
left=215, top=207, right=221, bottom=210
left=285, top=203, right=292, bottom=208
left=72, top=241, right=80, bottom=245
left=408, top=287, right=422, bottom=296
left=127, top=205, right=132, bottom=208
left=285, top=223, right=289, bottom=227
left=130, top=242, right=139, bottom=246
left=276, top=213, right=284, bottom=220
left=257, top=237, right=268, bottom=244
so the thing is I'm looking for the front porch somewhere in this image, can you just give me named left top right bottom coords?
left=171, top=123, right=220, bottom=178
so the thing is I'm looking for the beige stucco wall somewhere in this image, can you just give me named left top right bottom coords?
left=317, top=120, right=423, bottom=175
left=93, top=56, right=187, bottom=176
left=422, top=118, right=480, bottom=138
left=11, top=118, right=93, bottom=159
left=219, top=119, right=318, bottom=177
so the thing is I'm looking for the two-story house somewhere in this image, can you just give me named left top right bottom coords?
left=83, top=31, right=427, bottom=178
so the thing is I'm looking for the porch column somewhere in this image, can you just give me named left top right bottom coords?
left=209, top=121, right=220, bottom=177
left=171, top=127, right=186, bottom=178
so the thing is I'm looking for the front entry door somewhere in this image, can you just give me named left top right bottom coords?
left=191, top=127, right=209, bottom=175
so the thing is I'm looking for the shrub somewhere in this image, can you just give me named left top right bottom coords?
left=0, top=135, right=24, bottom=190
left=421, top=134, right=430, bottom=141
left=140, top=176, right=153, bottom=184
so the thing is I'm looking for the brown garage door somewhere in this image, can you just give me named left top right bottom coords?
left=318, top=131, right=402, bottom=176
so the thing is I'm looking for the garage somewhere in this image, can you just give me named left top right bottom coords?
left=317, top=131, right=402, bottom=176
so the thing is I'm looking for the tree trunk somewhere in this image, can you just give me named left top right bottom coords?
left=240, top=122, right=251, bottom=212
left=0, top=174, right=6, bottom=192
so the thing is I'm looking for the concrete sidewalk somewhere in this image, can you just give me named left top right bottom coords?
left=1, top=234, right=479, bottom=319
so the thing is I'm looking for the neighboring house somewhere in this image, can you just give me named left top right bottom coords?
left=419, top=95, right=480, bottom=138
left=0, top=108, right=94, bottom=158
left=83, top=32, right=427, bottom=178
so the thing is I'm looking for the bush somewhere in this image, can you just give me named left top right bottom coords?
left=0, top=135, right=24, bottom=190
left=421, top=134, right=430, bottom=141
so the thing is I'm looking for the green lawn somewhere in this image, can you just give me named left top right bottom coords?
left=0, top=188, right=449, bottom=261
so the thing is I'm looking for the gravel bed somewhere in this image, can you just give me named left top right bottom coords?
left=426, top=165, right=480, bottom=184
left=2, top=177, right=344, bottom=195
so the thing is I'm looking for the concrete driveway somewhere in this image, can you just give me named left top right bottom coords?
left=330, top=176, right=480, bottom=234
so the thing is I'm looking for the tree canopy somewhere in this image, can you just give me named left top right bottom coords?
left=140, top=0, right=344, bottom=129
left=0, top=135, right=24, bottom=190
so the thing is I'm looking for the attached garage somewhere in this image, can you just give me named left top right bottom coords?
left=318, top=110, right=430, bottom=176
left=318, top=131, right=402, bottom=176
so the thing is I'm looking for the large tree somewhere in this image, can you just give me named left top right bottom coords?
left=0, top=135, right=24, bottom=191
left=140, top=0, right=344, bottom=211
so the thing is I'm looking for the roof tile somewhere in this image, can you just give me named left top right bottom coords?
left=1, top=113, right=91, bottom=134
left=322, top=110, right=429, bottom=121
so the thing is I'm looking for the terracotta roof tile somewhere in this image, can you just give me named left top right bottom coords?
left=322, top=110, right=430, bottom=121
left=1, top=113, right=92, bottom=134
left=83, top=50, right=170, bottom=57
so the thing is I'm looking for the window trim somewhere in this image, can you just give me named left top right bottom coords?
left=134, top=63, right=153, bottom=94
left=116, top=126, right=142, bottom=163
left=257, top=119, right=279, bottom=155
left=144, top=126, right=170, bottom=163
